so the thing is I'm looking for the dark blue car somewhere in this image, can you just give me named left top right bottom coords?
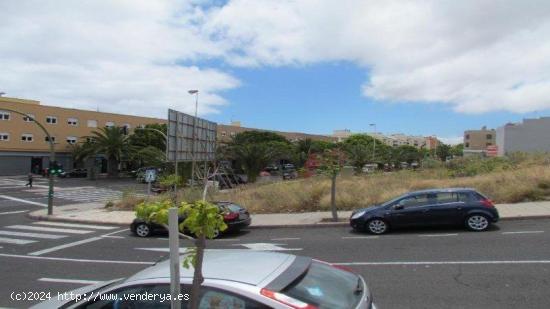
left=350, top=188, right=499, bottom=234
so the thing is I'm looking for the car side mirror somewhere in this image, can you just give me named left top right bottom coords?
left=393, top=204, right=404, bottom=210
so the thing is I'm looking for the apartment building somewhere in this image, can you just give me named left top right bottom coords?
left=218, top=122, right=337, bottom=144
left=335, top=130, right=439, bottom=150
left=496, top=117, right=550, bottom=156
left=463, top=126, right=496, bottom=152
left=0, top=97, right=164, bottom=175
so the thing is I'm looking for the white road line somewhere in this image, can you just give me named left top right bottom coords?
left=342, top=236, right=380, bottom=239
left=38, top=278, right=101, bottom=285
left=270, top=237, right=300, bottom=241
left=0, top=195, right=47, bottom=207
left=334, top=260, right=550, bottom=266
left=0, top=210, right=30, bottom=216
left=33, top=222, right=117, bottom=230
left=418, top=233, right=459, bottom=237
left=0, top=237, right=37, bottom=245
left=0, top=253, right=155, bottom=265
left=101, top=235, right=125, bottom=239
left=29, top=237, right=103, bottom=256
left=213, top=238, right=241, bottom=242
left=502, top=231, right=544, bottom=235
left=101, top=229, right=128, bottom=237
left=0, top=231, right=67, bottom=239
left=7, top=225, right=93, bottom=234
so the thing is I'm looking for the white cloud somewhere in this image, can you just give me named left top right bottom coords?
left=439, top=136, right=463, bottom=146
left=2, top=0, right=550, bottom=117
left=0, top=0, right=239, bottom=118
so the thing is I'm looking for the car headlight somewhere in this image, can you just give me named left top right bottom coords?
left=351, top=210, right=367, bottom=219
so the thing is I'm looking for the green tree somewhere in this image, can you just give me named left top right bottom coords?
left=130, top=145, right=166, bottom=167
left=318, top=148, right=346, bottom=221
left=68, top=141, right=95, bottom=168
left=345, top=144, right=371, bottom=174
left=436, top=143, right=452, bottom=161
left=391, top=145, right=422, bottom=164
left=87, top=126, right=133, bottom=177
left=128, top=123, right=167, bottom=151
left=450, top=143, right=464, bottom=157
left=342, top=134, right=391, bottom=164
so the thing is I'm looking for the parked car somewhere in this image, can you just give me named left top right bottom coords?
left=131, top=201, right=251, bottom=238
left=31, top=250, right=376, bottom=309
left=350, top=188, right=499, bottom=234
left=65, top=168, right=87, bottom=178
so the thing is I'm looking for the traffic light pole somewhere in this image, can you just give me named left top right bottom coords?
left=1, top=107, right=55, bottom=214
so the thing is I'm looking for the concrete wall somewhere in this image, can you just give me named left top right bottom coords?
left=0, top=151, right=72, bottom=175
left=497, top=117, right=550, bottom=156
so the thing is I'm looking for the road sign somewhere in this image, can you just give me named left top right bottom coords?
left=167, top=109, right=217, bottom=162
left=144, top=169, right=157, bottom=183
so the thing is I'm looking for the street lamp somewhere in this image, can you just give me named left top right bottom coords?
left=369, top=123, right=377, bottom=162
left=188, top=90, right=199, bottom=186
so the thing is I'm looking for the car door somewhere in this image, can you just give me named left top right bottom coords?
left=388, top=193, right=434, bottom=227
left=425, top=192, right=462, bottom=225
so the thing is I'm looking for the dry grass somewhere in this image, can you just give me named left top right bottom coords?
left=212, top=164, right=550, bottom=214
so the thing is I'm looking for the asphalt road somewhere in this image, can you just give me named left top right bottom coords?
left=1, top=176, right=550, bottom=308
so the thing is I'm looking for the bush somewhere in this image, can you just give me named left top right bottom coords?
left=446, top=157, right=513, bottom=177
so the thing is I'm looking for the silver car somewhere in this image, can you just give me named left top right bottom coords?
left=31, top=250, right=376, bottom=308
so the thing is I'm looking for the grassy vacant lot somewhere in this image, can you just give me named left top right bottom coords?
left=212, top=154, right=550, bottom=214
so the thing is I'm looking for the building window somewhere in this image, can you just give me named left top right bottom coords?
left=0, top=111, right=10, bottom=120
left=0, top=133, right=9, bottom=141
left=486, top=142, right=492, bottom=146
left=46, top=116, right=57, bottom=124
left=87, top=120, right=98, bottom=128
left=67, top=136, right=77, bottom=144
left=45, top=136, right=56, bottom=143
left=465, top=142, right=470, bottom=148
left=23, top=114, right=35, bottom=122
left=105, top=121, right=115, bottom=128
left=21, top=134, right=33, bottom=142
left=67, top=118, right=78, bottom=126
left=486, top=134, right=492, bottom=139
left=465, top=134, right=470, bottom=140
left=221, top=131, right=227, bottom=137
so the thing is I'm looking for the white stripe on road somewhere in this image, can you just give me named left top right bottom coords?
left=213, top=238, right=241, bottom=242
left=0, top=230, right=67, bottom=239
left=0, top=195, right=47, bottom=207
left=101, top=235, right=125, bottom=239
left=33, top=222, right=117, bottom=230
left=38, top=278, right=101, bottom=285
left=271, top=237, right=300, bottom=241
left=7, top=225, right=93, bottom=234
left=335, top=260, right=550, bottom=266
left=418, top=233, right=459, bottom=237
left=0, top=210, right=30, bottom=216
left=502, top=231, right=544, bottom=235
left=0, top=237, right=37, bottom=245
left=29, top=237, right=103, bottom=256
left=342, top=236, right=380, bottom=239
left=0, top=253, right=155, bottom=265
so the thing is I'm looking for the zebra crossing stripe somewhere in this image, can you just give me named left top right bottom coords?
left=6, top=225, right=94, bottom=234
left=0, top=237, right=37, bottom=245
left=0, top=230, right=67, bottom=239
left=33, top=222, right=117, bottom=230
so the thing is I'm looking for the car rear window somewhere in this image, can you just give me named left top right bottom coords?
left=282, top=261, right=362, bottom=309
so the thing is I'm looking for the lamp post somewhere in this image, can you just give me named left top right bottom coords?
left=369, top=123, right=377, bottom=162
left=1, top=107, right=55, bottom=215
left=188, top=90, right=199, bottom=186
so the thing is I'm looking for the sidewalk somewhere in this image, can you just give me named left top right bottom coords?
left=28, top=201, right=550, bottom=228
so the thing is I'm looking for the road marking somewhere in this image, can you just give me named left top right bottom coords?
left=33, top=222, right=117, bottom=230
left=234, top=243, right=303, bottom=251
left=334, top=260, right=550, bottom=266
left=0, top=195, right=47, bottom=207
left=271, top=237, right=300, bottom=241
left=7, top=225, right=94, bottom=234
left=38, top=278, right=102, bottom=285
left=0, top=210, right=30, bottom=216
left=0, top=230, right=67, bottom=239
left=29, top=237, right=103, bottom=256
left=213, top=238, right=241, bottom=242
left=135, top=247, right=190, bottom=253
left=342, top=236, right=379, bottom=239
left=502, top=231, right=544, bottom=235
left=0, top=253, right=155, bottom=265
left=0, top=237, right=37, bottom=245
left=101, top=229, right=128, bottom=237
left=101, top=235, right=125, bottom=239
left=418, top=233, right=459, bottom=237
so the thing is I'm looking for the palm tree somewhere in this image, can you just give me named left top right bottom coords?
left=87, top=127, right=133, bottom=177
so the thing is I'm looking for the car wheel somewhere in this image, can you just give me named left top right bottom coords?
left=465, top=214, right=490, bottom=231
left=212, top=229, right=220, bottom=239
left=366, top=219, right=388, bottom=234
left=134, top=223, right=151, bottom=237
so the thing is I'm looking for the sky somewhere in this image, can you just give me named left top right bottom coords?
left=1, top=0, right=550, bottom=145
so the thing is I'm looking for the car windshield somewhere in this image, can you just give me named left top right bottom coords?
left=380, top=193, right=409, bottom=207
left=282, top=261, right=362, bottom=309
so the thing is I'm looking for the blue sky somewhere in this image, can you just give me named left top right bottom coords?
left=2, top=1, right=550, bottom=144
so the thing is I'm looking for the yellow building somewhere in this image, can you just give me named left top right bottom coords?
left=0, top=96, right=164, bottom=175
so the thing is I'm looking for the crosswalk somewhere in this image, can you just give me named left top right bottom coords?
left=0, top=222, right=118, bottom=247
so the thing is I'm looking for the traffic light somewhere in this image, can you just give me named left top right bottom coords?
left=48, top=161, right=63, bottom=176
